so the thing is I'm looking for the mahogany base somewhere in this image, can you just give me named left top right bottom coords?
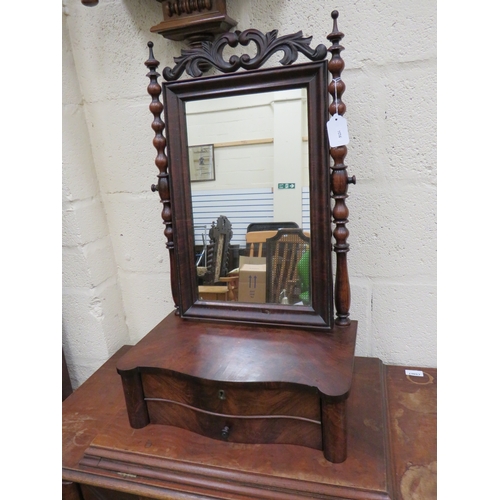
left=116, top=312, right=357, bottom=464
left=63, top=346, right=437, bottom=500
left=76, top=359, right=390, bottom=499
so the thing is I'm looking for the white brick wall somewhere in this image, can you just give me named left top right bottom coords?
left=62, top=0, right=437, bottom=386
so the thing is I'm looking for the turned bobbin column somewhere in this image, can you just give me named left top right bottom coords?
left=146, top=42, right=180, bottom=312
left=327, top=11, right=356, bottom=326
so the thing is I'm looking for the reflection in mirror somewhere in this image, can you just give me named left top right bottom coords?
left=186, top=89, right=311, bottom=307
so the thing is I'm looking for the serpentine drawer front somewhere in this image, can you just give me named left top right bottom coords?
left=116, top=313, right=357, bottom=463
left=141, top=372, right=323, bottom=449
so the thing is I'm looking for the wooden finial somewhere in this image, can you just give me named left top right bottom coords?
left=327, top=10, right=344, bottom=45
left=145, top=42, right=159, bottom=71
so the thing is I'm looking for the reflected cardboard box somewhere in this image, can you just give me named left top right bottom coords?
left=238, top=257, right=266, bottom=303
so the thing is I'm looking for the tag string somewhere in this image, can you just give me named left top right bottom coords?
left=332, top=77, right=341, bottom=117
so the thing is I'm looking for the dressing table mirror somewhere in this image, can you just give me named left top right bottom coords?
left=113, top=10, right=357, bottom=466
left=63, top=7, right=437, bottom=500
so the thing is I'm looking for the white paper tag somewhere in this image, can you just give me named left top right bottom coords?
left=405, top=369, right=424, bottom=377
left=327, top=114, right=350, bottom=147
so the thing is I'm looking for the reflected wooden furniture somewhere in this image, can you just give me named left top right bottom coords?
left=198, top=284, right=228, bottom=301
left=62, top=345, right=437, bottom=500
left=198, top=215, right=237, bottom=300
left=247, top=229, right=310, bottom=258
left=201, top=215, right=233, bottom=286
left=246, top=222, right=299, bottom=257
left=199, top=278, right=239, bottom=301
left=246, top=229, right=278, bottom=257
left=265, top=228, right=310, bottom=304
left=218, top=273, right=239, bottom=301
left=247, top=229, right=311, bottom=304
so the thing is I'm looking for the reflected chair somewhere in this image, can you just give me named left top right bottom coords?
left=198, top=215, right=239, bottom=301
left=246, top=222, right=299, bottom=257
left=246, top=230, right=278, bottom=258
left=265, top=228, right=310, bottom=305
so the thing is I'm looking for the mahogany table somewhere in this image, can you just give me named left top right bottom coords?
left=62, top=346, right=436, bottom=500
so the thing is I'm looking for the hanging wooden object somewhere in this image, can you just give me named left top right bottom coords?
left=81, top=0, right=237, bottom=43
left=151, top=0, right=237, bottom=42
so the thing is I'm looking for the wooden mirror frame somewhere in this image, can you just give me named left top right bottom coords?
left=165, top=62, right=331, bottom=328
left=147, top=14, right=353, bottom=330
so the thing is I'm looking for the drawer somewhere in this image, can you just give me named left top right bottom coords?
left=142, top=372, right=320, bottom=420
left=146, top=398, right=322, bottom=449
left=141, top=372, right=322, bottom=449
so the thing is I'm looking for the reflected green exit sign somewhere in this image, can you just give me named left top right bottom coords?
left=278, top=183, right=296, bottom=189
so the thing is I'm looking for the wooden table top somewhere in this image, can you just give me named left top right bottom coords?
left=116, top=312, right=357, bottom=398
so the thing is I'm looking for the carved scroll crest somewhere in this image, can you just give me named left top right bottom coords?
left=163, top=28, right=327, bottom=81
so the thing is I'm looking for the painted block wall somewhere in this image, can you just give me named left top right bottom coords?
left=62, top=0, right=436, bottom=388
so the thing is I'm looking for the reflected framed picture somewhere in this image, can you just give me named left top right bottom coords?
left=189, top=144, right=215, bottom=182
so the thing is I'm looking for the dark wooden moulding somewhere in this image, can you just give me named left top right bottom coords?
left=117, top=10, right=357, bottom=467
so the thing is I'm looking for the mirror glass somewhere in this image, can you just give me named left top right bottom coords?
left=163, top=61, right=332, bottom=328
left=186, top=89, right=311, bottom=307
